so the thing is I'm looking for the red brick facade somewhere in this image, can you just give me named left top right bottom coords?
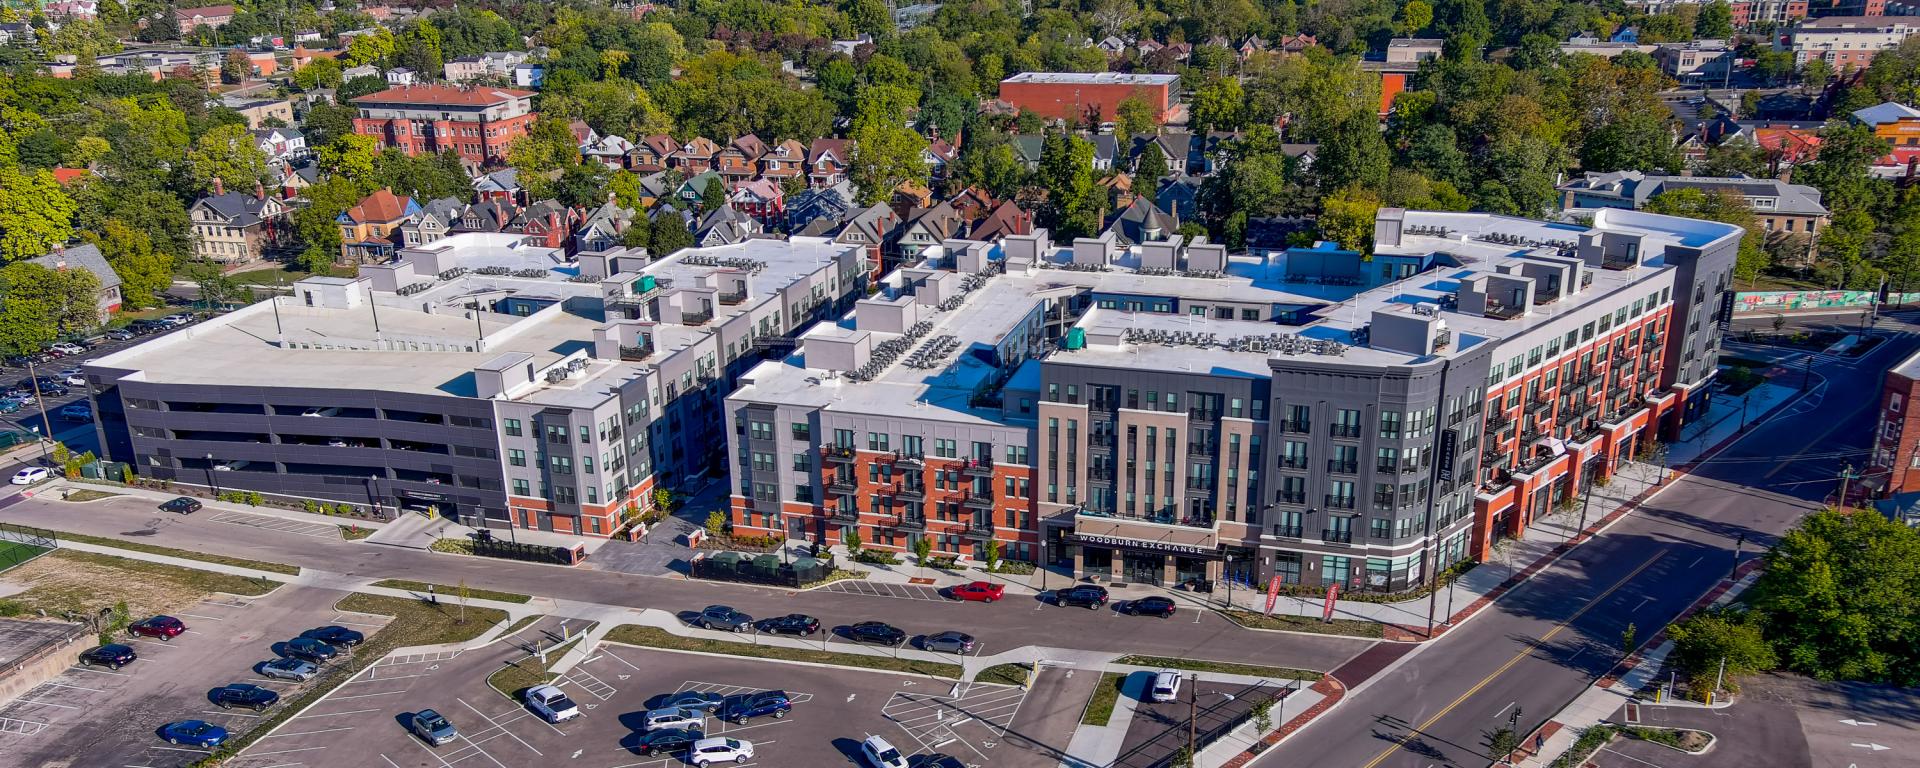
left=1870, top=356, right=1920, bottom=497
left=351, top=85, right=537, bottom=167
left=999, top=74, right=1175, bottom=124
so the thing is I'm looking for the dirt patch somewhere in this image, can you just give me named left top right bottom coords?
left=0, top=549, right=273, bottom=619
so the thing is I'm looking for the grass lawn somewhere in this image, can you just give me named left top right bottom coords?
left=61, top=489, right=122, bottom=502
left=488, top=638, right=579, bottom=698
left=0, top=540, right=49, bottom=572
left=52, top=530, right=301, bottom=575
left=1114, top=654, right=1318, bottom=681
left=603, top=625, right=962, bottom=679
left=975, top=663, right=1030, bottom=686
left=194, top=593, right=507, bottom=767
left=1080, top=672, right=1127, bottom=726
left=0, top=549, right=278, bottom=622
left=227, top=264, right=348, bottom=287
left=338, top=525, right=374, bottom=541
left=1223, top=609, right=1386, bottom=638
left=370, top=578, right=532, bottom=604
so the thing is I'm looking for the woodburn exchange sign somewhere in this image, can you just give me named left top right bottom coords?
left=1070, top=533, right=1222, bottom=559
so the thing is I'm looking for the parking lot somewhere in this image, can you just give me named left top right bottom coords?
left=232, top=629, right=1060, bottom=768
left=1, top=312, right=205, bottom=456
left=0, top=585, right=388, bottom=768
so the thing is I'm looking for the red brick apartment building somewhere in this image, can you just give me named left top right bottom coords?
left=1870, top=350, right=1920, bottom=497
left=351, top=84, right=537, bottom=167
left=998, top=72, right=1179, bottom=124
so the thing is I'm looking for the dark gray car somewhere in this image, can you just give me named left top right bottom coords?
left=923, top=631, right=976, bottom=654
left=697, top=605, right=753, bottom=632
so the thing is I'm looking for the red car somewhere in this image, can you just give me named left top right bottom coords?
left=950, top=581, right=1006, bottom=602
left=129, top=616, right=186, bottom=640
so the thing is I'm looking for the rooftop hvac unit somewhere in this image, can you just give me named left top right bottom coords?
left=1065, top=328, right=1086, bottom=350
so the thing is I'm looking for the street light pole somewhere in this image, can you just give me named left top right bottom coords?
left=25, top=358, right=53, bottom=465
left=205, top=452, right=218, bottom=496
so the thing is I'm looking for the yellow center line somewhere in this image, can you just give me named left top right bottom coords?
left=1358, top=548, right=1668, bottom=768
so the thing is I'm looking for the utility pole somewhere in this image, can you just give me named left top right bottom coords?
left=1731, top=532, right=1744, bottom=580
left=25, top=358, right=54, bottom=465
left=1838, top=464, right=1856, bottom=509
left=1187, top=673, right=1198, bottom=763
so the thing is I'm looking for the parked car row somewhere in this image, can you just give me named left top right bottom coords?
left=632, top=688, right=790, bottom=764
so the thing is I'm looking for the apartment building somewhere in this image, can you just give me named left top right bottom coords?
left=725, top=208, right=1739, bottom=594
left=1782, top=15, right=1920, bottom=67
left=351, top=84, right=537, bottom=167
left=999, top=72, right=1180, bottom=124
left=84, top=234, right=867, bottom=538
left=1558, top=171, right=1830, bottom=240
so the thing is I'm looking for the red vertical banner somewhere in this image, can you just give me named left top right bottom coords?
left=1322, top=583, right=1340, bottom=623
left=1263, top=577, right=1283, bottom=616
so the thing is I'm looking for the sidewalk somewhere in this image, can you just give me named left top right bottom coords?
left=45, top=477, right=391, bottom=530
left=784, top=539, right=1048, bottom=595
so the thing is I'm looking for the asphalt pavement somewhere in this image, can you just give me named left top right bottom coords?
left=1256, top=316, right=1914, bottom=768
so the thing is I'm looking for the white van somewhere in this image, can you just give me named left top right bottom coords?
left=1149, top=671, right=1182, bottom=702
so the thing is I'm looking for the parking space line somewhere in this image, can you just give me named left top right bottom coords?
left=150, top=746, right=214, bottom=754
left=67, top=666, right=128, bottom=676
left=13, top=698, right=76, bottom=709
left=456, top=697, right=543, bottom=757
left=325, top=619, right=384, bottom=628
left=262, top=727, right=353, bottom=738
left=38, top=680, right=104, bottom=692
left=344, top=673, right=429, bottom=683
left=289, top=707, right=380, bottom=718
left=324, top=690, right=406, bottom=700
left=242, top=746, right=328, bottom=758
left=173, top=612, right=226, bottom=621
left=202, top=710, right=265, bottom=718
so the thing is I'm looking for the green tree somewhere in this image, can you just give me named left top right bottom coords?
left=183, top=259, right=245, bottom=307
left=842, top=527, right=863, bottom=553
left=84, top=220, right=170, bottom=310
left=912, top=536, right=934, bottom=570
left=221, top=48, right=251, bottom=84
left=1115, top=97, right=1159, bottom=138
left=1036, top=132, right=1100, bottom=239
left=293, top=57, right=344, bottom=91
left=1189, top=77, right=1246, bottom=134
left=608, top=170, right=643, bottom=211
left=0, top=260, right=98, bottom=347
left=1666, top=608, right=1775, bottom=697
left=187, top=123, right=270, bottom=194
left=1621, top=622, right=1638, bottom=655
left=650, top=214, right=693, bottom=255
left=949, top=139, right=1027, bottom=201
left=0, top=167, right=76, bottom=263
left=704, top=510, right=727, bottom=539
left=699, top=175, right=730, bottom=214
left=1313, top=113, right=1391, bottom=193
left=1701, top=138, right=1772, bottom=178
left=1696, top=1, right=1734, bottom=39
left=1134, top=142, right=1169, bottom=183
left=1802, top=58, right=1833, bottom=96
left=508, top=116, right=582, bottom=200
left=1399, top=0, right=1434, bottom=35
left=315, top=134, right=381, bottom=194
left=1751, top=508, right=1920, bottom=684
left=344, top=27, right=396, bottom=67
left=1320, top=186, right=1381, bottom=252
left=293, top=176, right=364, bottom=266
left=1644, top=188, right=1771, bottom=286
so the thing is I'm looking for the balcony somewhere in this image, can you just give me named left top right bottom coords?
left=607, top=286, right=662, bottom=307
left=1372, top=492, right=1396, bottom=508
left=895, top=485, right=926, bottom=501
left=1325, top=494, right=1356, bottom=510
left=718, top=290, right=748, bottom=306
left=1284, top=420, right=1313, bottom=434
left=1327, top=460, right=1358, bottom=474
left=1527, top=400, right=1553, bottom=418
left=1280, top=456, right=1309, bottom=470
left=1321, top=528, right=1355, bottom=544
left=821, top=445, right=856, bottom=464
left=1270, top=523, right=1304, bottom=538
left=1601, top=254, right=1638, bottom=270
left=965, top=520, right=995, bottom=540
left=1277, top=491, right=1307, bottom=505
left=1484, top=302, right=1525, bottom=320
left=1486, top=411, right=1514, bottom=430
left=893, top=513, right=926, bottom=531
left=829, top=506, right=859, bottom=523
left=619, top=344, right=654, bottom=362
left=826, top=477, right=857, bottom=495
left=962, top=459, right=994, bottom=477
left=962, top=493, right=995, bottom=510
left=1330, top=424, right=1362, bottom=439
left=1401, top=459, right=1423, bottom=474
left=1188, top=443, right=1217, bottom=458
left=681, top=309, right=713, bottom=326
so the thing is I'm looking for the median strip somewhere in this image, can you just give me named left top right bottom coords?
left=1113, top=655, right=1318, bottom=680
left=53, top=530, right=301, bottom=575
left=369, top=579, right=532, bottom=604
left=602, top=625, right=961, bottom=678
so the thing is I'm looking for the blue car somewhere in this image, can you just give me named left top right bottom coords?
left=718, top=690, right=791, bottom=724
left=160, top=720, right=229, bottom=748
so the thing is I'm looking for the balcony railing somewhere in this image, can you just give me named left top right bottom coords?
left=821, top=445, right=856, bottom=464
left=827, top=478, right=857, bottom=495
left=1284, top=420, right=1313, bottom=434
left=829, top=506, right=859, bottom=523
left=893, top=513, right=926, bottom=531
left=1330, top=424, right=1362, bottom=438
left=618, top=344, right=654, bottom=361
left=718, top=290, right=748, bottom=305
left=1484, top=302, right=1525, bottom=320
left=1321, top=528, right=1355, bottom=544
left=681, top=310, right=713, bottom=326
left=1280, top=456, right=1309, bottom=470
left=965, top=520, right=995, bottom=540
left=962, top=459, right=994, bottom=477
left=1327, top=460, right=1358, bottom=474
left=1325, top=494, right=1356, bottom=510
left=895, top=485, right=926, bottom=501
left=962, top=493, right=995, bottom=510
left=1271, top=523, right=1304, bottom=538
left=1277, top=491, right=1306, bottom=505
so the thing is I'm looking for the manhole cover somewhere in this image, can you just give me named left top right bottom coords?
left=121, top=529, right=158, bottom=537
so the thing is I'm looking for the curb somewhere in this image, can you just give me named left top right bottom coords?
left=596, top=636, right=964, bottom=681
left=1221, top=674, right=1346, bottom=768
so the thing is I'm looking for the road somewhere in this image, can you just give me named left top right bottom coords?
left=0, top=492, right=1376, bottom=676
left=2, top=314, right=211, bottom=457
left=1258, top=316, right=1911, bottom=768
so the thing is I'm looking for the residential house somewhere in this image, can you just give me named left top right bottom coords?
left=385, top=67, right=417, bottom=86
left=628, top=134, right=677, bottom=173
left=1103, top=196, right=1179, bottom=246
left=1099, top=173, right=1135, bottom=210
left=458, top=199, right=518, bottom=233
left=1557, top=170, right=1828, bottom=264
left=893, top=181, right=934, bottom=213
left=250, top=127, right=308, bottom=163
left=1274, top=33, right=1318, bottom=54
left=717, top=135, right=769, bottom=180
left=761, top=139, right=807, bottom=180
left=1282, top=143, right=1318, bottom=172
left=923, top=138, right=960, bottom=178
left=569, top=120, right=599, bottom=148
left=968, top=201, right=1033, bottom=242
left=1096, top=36, right=1129, bottom=56
left=221, top=97, right=293, bottom=129
left=508, top=200, right=580, bottom=250
left=671, top=137, right=721, bottom=174
left=342, top=64, right=379, bottom=81
left=190, top=181, right=288, bottom=264
left=443, top=56, right=488, bottom=82
left=785, top=182, right=855, bottom=235
left=807, top=138, right=852, bottom=187
left=695, top=205, right=760, bottom=247
left=29, top=244, right=121, bottom=322
left=400, top=197, right=464, bottom=247
left=1010, top=135, right=1046, bottom=169
left=1852, top=101, right=1920, bottom=147
left=831, top=34, right=874, bottom=56
left=278, top=163, right=318, bottom=199
left=1237, top=36, right=1269, bottom=58
left=675, top=170, right=726, bottom=209
left=583, top=135, right=636, bottom=170
left=896, top=202, right=963, bottom=261
left=573, top=200, right=636, bottom=252
left=175, top=4, right=235, bottom=32
left=1385, top=38, right=1446, bottom=64
left=949, top=187, right=997, bottom=223
left=1156, top=176, right=1202, bottom=221
left=351, top=84, right=537, bottom=167
left=474, top=168, right=523, bottom=205
left=835, top=204, right=901, bottom=278
left=0, top=22, right=30, bottom=46
left=729, top=178, right=785, bottom=225
left=636, top=171, right=673, bottom=209
left=337, top=189, right=419, bottom=263
left=512, top=64, right=544, bottom=88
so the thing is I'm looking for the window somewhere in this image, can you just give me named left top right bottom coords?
left=1379, top=411, right=1402, bottom=439
left=545, top=425, right=568, bottom=444
left=749, top=420, right=773, bottom=440
left=508, top=449, right=525, bottom=467
left=902, top=435, right=923, bottom=457
left=867, top=432, right=889, bottom=451
left=550, top=456, right=572, bottom=474
left=504, top=418, right=522, bottom=437
left=791, top=422, right=810, bottom=440
left=512, top=479, right=529, bottom=496
left=554, top=486, right=576, bottom=504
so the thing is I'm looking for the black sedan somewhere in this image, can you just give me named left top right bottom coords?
left=1117, top=596, right=1177, bottom=617
left=301, top=626, right=365, bottom=647
left=632, top=727, right=705, bottom=757
left=80, top=643, right=137, bottom=669
left=159, top=497, right=201, bottom=515
left=1056, top=585, right=1110, bottom=609
left=846, top=621, right=907, bottom=646
left=212, top=684, right=280, bottom=711
left=697, top=605, right=754, bottom=632
left=754, top=614, right=821, bottom=636
left=284, top=637, right=337, bottom=662
left=922, top=631, right=975, bottom=654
